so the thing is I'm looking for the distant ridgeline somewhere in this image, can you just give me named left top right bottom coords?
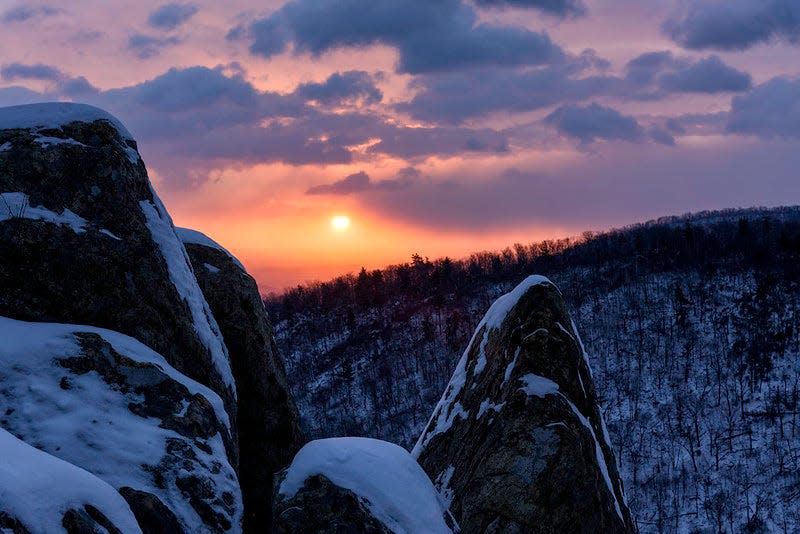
left=269, top=206, right=800, bottom=533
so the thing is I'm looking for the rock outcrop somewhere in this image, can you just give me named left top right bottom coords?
left=272, top=438, right=456, bottom=533
left=178, top=227, right=305, bottom=531
left=0, top=103, right=237, bottom=430
left=0, top=316, right=242, bottom=533
left=413, top=276, right=635, bottom=533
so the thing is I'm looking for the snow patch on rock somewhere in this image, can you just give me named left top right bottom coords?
left=0, top=427, right=143, bottom=534
left=0, top=191, right=87, bottom=233
left=280, top=437, right=452, bottom=534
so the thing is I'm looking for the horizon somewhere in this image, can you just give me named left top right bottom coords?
left=2, top=0, right=799, bottom=292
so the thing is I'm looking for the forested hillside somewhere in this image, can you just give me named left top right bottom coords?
left=267, top=206, right=800, bottom=533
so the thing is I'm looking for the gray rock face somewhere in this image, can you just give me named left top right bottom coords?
left=0, top=104, right=237, bottom=434
left=179, top=228, right=305, bottom=532
left=413, top=276, right=635, bottom=533
left=272, top=474, right=393, bottom=534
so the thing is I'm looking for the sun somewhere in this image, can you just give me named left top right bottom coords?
left=331, top=215, right=351, bottom=231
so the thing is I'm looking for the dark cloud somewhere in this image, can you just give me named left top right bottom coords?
left=727, top=77, right=800, bottom=138
left=664, top=0, right=800, bottom=51
left=401, top=50, right=750, bottom=125
left=128, top=34, right=181, bottom=59
left=0, top=63, right=99, bottom=96
left=148, top=3, right=198, bottom=30
left=306, top=171, right=371, bottom=195
left=398, top=61, right=620, bottom=124
left=658, top=55, right=751, bottom=93
left=1, top=63, right=62, bottom=81
left=545, top=103, right=645, bottom=143
left=295, top=71, right=383, bottom=106
left=306, top=168, right=422, bottom=195
left=473, top=0, right=586, bottom=17
left=234, top=0, right=563, bottom=74
left=1, top=5, right=58, bottom=23
left=625, top=51, right=752, bottom=95
left=649, top=127, right=676, bottom=146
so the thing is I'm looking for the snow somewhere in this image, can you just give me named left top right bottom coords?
left=0, top=428, right=143, bottom=534
left=139, top=192, right=236, bottom=398
left=34, top=135, right=87, bottom=148
left=434, top=466, right=456, bottom=509
left=176, top=227, right=246, bottom=272
left=476, top=399, right=505, bottom=419
left=0, top=192, right=87, bottom=233
left=204, top=262, right=221, bottom=274
left=413, top=275, right=553, bottom=457
left=0, top=103, right=134, bottom=139
left=280, top=438, right=452, bottom=534
left=99, top=228, right=122, bottom=240
left=518, top=374, right=560, bottom=397
left=0, top=315, right=241, bottom=532
left=0, top=141, right=11, bottom=152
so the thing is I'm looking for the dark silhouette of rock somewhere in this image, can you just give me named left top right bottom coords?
left=0, top=103, right=237, bottom=439
left=413, top=275, right=635, bottom=533
left=178, top=227, right=305, bottom=532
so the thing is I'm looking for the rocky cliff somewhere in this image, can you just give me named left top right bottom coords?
left=0, top=103, right=304, bottom=533
left=178, top=228, right=305, bottom=531
left=413, top=275, right=636, bottom=533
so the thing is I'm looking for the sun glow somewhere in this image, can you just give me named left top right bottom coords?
left=331, top=215, right=351, bottom=231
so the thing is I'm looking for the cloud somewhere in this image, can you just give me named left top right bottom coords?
left=727, top=77, right=800, bottom=138
left=649, top=127, right=676, bottom=146
left=1, top=63, right=62, bottom=81
left=233, top=0, right=563, bottom=74
left=1, top=5, right=58, bottom=23
left=128, top=34, right=181, bottom=59
left=0, top=62, right=99, bottom=95
left=657, top=55, right=751, bottom=93
left=664, top=0, right=800, bottom=51
left=473, top=0, right=586, bottom=17
left=295, top=71, right=383, bottom=106
left=148, top=3, right=198, bottom=30
left=400, top=50, right=750, bottom=124
left=624, top=51, right=752, bottom=97
left=545, top=103, right=645, bottom=143
left=306, top=168, right=421, bottom=195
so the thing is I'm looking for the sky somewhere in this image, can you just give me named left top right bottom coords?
left=1, top=0, right=799, bottom=292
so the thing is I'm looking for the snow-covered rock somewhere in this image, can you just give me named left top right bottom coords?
left=0, top=316, right=242, bottom=533
left=414, top=276, right=635, bottom=533
left=180, top=227, right=304, bottom=531
left=0, top=427, right=142, bottom=534
left=0, top=102, right=237, bottom=435
left=273, top=437, right=456, bottom=533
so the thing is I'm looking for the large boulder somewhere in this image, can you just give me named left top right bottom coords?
left=0, top=315, right=242, bottom=533
left=178, top=228, right=305, bottom=531
left=0, top=103, right=237, bottom=431
left=272, top=438, right=456, bottom=533
left=413, top=276, right=635, bottom=533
